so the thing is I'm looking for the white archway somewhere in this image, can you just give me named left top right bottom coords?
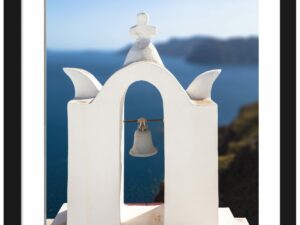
left=67, top=61, right=218, bottom=225
left=122, top=80, right=164, bottom=205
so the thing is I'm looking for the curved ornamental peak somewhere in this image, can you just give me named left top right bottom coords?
left=186, top=69, right=221, bottom=100
left=63, top=62, right=221, bottom=105
left=63, top=68, right=102, bottom=100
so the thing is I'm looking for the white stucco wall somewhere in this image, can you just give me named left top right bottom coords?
left=66, top=61, right=218, bottom=225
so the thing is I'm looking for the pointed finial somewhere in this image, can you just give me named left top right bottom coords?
left=129, top=13, right=156, bottom=39
left=124, top=12, right=163, bottom=66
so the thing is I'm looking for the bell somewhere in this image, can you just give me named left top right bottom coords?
left=129, top=118, right=158, bottom=157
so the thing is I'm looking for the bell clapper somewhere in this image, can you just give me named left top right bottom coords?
left=137, top=117, right=148, bottom=132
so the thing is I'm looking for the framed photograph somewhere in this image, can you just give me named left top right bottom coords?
left=2, top=0, right=296, bottom=225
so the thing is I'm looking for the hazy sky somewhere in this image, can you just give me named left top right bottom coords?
left=47, top=0, right=258, bottom=50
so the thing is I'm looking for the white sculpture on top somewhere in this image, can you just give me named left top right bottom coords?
left=47, top=12, right=249, bottom=225
left=124, top=13, right=163, bottom=66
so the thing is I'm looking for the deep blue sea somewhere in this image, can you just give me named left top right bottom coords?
left=46, top=51, right=258, bottom=218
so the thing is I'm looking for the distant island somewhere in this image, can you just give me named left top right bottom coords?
left=119, top=36, right=258, bottom=65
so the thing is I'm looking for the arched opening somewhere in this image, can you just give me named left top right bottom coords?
left=120, top=81, right=165, bottom=223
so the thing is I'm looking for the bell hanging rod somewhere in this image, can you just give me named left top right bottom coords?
left=123, top=118, right=163, bottom=123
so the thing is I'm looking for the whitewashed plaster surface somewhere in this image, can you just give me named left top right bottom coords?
left=66, top=61, right=219, bottom=225
left=47, top=204, right=249, bottom=225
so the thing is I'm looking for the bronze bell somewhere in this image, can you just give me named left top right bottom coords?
left=129, top=118, right=158, bottom=157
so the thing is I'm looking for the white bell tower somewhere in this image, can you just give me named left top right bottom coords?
left=47, top=12, right=249, bottom=225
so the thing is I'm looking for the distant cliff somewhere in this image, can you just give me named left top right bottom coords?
left=218, top=102, right=258, bottom=225
left=155, top=36, right=210, bottom=57
left=120, top=36, right=258, bottom=64
left=186, top=37, right=258, bottom=64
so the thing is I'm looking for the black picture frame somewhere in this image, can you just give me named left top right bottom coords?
left=280, top=0, right=296, bottom=225
left=4, top=0, right=21, bottom=225
left=3, top=0, right=296, bottom=224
